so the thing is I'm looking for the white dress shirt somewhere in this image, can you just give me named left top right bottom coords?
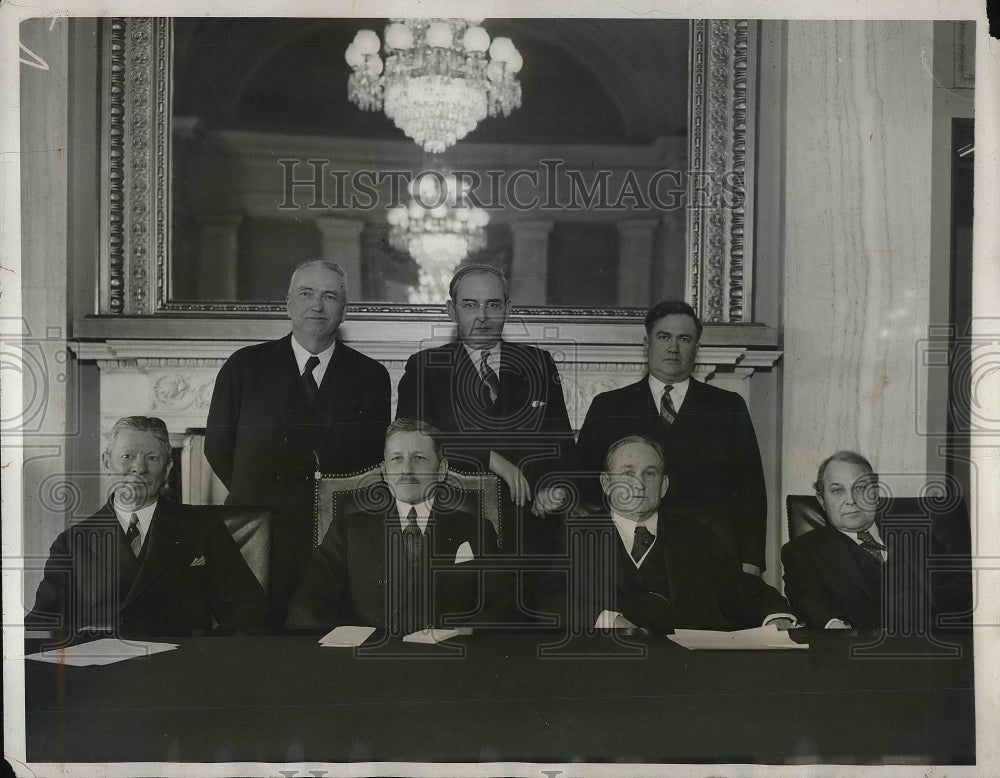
left=648, top=374, right=691, bottom=412
left=396, top=497, right=435, bottom=534
left=112, top=499, right=158, bottom=550
left=290, top=336, right=336, bottom=387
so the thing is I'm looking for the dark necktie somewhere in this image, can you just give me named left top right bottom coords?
left=857, top=529, right=886, bottom=562
left=480, top=349, right=500, bottom=405
left=302, top=355, right=321, bottom=406
left=660, top=384, right=676, bottom=426
left=403, top=507, right=422, bottom=565
left=125, top=513, right=142, bottom=557
left=631, top=524, right=655, bottom=564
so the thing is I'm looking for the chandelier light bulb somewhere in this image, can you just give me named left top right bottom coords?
left=367, top=55, right=384, bottom=76
left=353, top=29, right=381, bottom=55
left=425, top=22, right=454, bottom=48
left=462, top=26, right=490, bottom=52
left=344, top=43, right=364, bottom=68
left=384, top=22, right=413, bottom=49
left=489, top=36, right=515, bottom=62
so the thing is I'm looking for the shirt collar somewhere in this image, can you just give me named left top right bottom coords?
left=290, top=335, right=336, bottom=375
left=112, top=498, right=158, bottom=545
left=648, top=374, right=692, bottom=410
left=397, top=497, right=435, bottom=534
left=839, top=523, right=884, bottom=546
left=611, top=511, right=659, bottom=566
left=463, top=341, right=502, bottom=372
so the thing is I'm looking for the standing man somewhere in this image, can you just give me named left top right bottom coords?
left=206, top=260, right=390, bottom=628
left=27, top=416, right=266, bottom=640
left=574, top=300, right=767, bottom=575
left=287, top=419, right=505, bottom=634
left=396, top=264, right=575, bottom=550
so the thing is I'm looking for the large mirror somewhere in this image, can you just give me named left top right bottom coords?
left=99, top=17, right=757, bottom=322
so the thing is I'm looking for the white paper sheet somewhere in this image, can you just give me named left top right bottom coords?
left=667, top=624, right=809, bottom=650
left=319, top=625, right=376, bottom=647
left=25, top=638, right=179, bottom=666
left=402, top=627, right=464, bottom=644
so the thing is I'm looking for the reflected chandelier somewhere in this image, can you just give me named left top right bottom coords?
left=386, top=173, right=490, bottom=303
left=345, top=19, right=523, bottom=153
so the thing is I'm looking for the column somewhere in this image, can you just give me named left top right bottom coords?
left=616, top=219, right=659, bottom=306
left=316, top=217, right=364, bottom=294
left=195, top=211, right=243, bottom=299
left=508, top=220, right=554, bottom=305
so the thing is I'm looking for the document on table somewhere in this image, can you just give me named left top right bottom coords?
left=667, top=624, right=809, bottom=650
left=402, top=627, right=472, bottom=644
left=25, top=639, right=178, bottom=666
left=319, top=625, right=376, bottom=647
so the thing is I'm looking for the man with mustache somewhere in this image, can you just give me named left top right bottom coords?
left=286, top=419, right=505, bottom=634
left=26, top=416, right=267, bottom=640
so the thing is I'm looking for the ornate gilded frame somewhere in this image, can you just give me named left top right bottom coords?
left=98, top=17, right=759, bottom=323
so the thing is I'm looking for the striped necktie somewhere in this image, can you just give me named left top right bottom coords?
left=857, top=529, right=886, bottom=562
left=660, top=384, right=677, bottom=426
left=480, top=349, right=500, bottom=405
left=125, top=513, right=142, bottom=557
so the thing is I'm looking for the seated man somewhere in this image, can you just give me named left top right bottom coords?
left=537, top=435, right=793, bottom=633
left=781, top=451, right=971, bottom=631
left=26, top=416, right=267, bottom=640
left=286, top=419, right=506, bottom=634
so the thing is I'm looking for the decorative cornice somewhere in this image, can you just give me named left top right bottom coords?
left=106, top=19, right=127, bottom=315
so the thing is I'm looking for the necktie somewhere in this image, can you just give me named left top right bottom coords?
left=403, top=507, right=422, bottom=565
left=125, top=513, right=142, bottom=557
left=631, top=524, right=654, bottom=564
left=857, top=529, right=886, bottom=562
left=660, top=384, right=676, bottom=426
left=302, top=355, right=321, bottom=406
left=480, top=349, right=500, bottom=405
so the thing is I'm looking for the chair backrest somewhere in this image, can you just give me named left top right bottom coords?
left=313, top=467, right=503, bottom=548
left=785, top=494, right=828, bottom=540
left=786, top=493, right=971, bottom=543
left=185, top=504, right=273, bottom=593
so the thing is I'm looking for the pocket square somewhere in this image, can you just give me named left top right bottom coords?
left=454, top=541, right=475, bottom=564
left=188, top=556, right=206, bottom=567
left=530, top=400, right=546, bottom=408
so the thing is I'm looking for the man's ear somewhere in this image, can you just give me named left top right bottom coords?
left=599, top=472, right=610, bottom=496
left=101, top=450, right=110, bottom=472
left=445, top=299, right=457, bottom=324
left=659, top=474, right=669, bottom=499
left=436, top=457, right=448, bottom=482
left=379, top=462, right=387, bottom=482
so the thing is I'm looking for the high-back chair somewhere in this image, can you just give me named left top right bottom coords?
left=313, top=467, right=503, bottom=549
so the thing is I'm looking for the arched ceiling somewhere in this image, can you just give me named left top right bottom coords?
left=173, top=18, right=689, bottom=145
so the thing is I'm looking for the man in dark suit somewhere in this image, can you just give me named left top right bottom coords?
left=395, top=264, right=575, bottom=547
left=206, top=260, right=390, bottom=628
left=574, top=300, right=767, bottom=575
left=539, top=435, right=792, bottom=633
left=781, top=451, right=971, bottom=631
left=26, top=416, right=267, bottom=641
left=286, top=419, right=504, bottom=634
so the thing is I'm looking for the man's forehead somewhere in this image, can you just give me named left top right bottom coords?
left=385, top=431, right=436, bottom=454
left=609, top=443, right=662, bottom=470
left=110, top=431, right=162, bottom=449
left=454, top=273, right=504, bottom=299
left=650, top=314, right=697, bottom=335
left=825, top=462, right=876, bottom=487
left=291, top=268, right=344, bottom=291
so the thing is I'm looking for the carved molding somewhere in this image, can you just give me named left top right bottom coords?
left=98, top=18, right=759, bottom=324
left=687, top=19, right=758, bottom=324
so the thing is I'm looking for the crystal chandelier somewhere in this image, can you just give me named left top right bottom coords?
left=386, top=173, right=490, bottom=303
left=345, top=19, right=523, bottom=153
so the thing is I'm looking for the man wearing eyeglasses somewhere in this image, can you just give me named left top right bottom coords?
left=396, top=264, right=574, bottom=552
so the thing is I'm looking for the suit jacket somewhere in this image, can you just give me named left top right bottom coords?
left=574, top=376, right=767, bottom=569
left=206, top=334, right=390, bottom=515
left=26, top=499, right=267, bottom=640
left=395, top=341, right=574, bottom=489
left=781, top=517, right=972, bottom=631
left=536, top=511, right=790, bottom=633
left=286, top=503, right=505, bottom=633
